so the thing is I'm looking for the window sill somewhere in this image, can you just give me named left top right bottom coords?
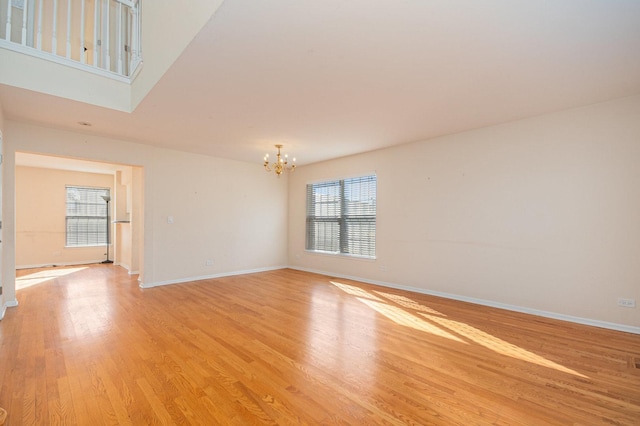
left=304, top=250, right=376, bottom=261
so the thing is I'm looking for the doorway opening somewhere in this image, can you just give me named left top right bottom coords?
left=14, top=152, right=143, bottom=276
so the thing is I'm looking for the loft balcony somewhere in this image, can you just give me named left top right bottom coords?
left=0, top=0, right=141, bottom=81
left=0, top=0, right=222, bottom=112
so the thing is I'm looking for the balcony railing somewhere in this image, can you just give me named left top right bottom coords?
left=0, top=0, right=141, bottom=79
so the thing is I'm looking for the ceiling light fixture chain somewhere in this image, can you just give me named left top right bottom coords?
left=264, top=144, right=296, bottom=176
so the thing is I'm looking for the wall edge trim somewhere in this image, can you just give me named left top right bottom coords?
left=0, top=297, right=24, bottom=316
left=138, top=265, right=288, bottom=289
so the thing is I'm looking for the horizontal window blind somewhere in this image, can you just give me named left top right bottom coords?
left=66, top=186, right=110, bottom=247
left=306, top=175, right=376, bottom=258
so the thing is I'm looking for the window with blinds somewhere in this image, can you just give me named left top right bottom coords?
left=306, top=175, right=377, bottom=258
left=66, top=186, right=110, bottom=247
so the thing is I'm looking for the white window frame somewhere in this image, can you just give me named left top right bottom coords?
left=65, top=186, right=110, bottom=247
left=305, top=174, right=377, bottom=259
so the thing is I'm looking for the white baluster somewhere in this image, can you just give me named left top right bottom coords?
left=103, top=0, right=110, bottom=70
left=67, top=0, right=71, bottom=58
left=5, top=0, right=12, bottom=40
left=36, top=0, right=42, bottom=49
left=116, top=0, right=122, bottom=74
left=21, top=0, right=28, bottom=45
left=52, top=0, right=58, bottom=55
left=93, top=0, right=99, bottom=66
left=129, top=0, right=140, bottom=73
left=127, top=4, right=133, bottom=75
left=80, top=0, right=85, bottom=63
left=66, top=0, right=71, bottom=58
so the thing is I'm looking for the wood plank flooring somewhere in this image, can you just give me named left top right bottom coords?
left=1, top=265, right=639, bottom=425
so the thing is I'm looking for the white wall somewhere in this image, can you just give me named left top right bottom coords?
left=0, top=99, right=4, bottom=316
left=0, top=93, right=4, bottom=128
left=2, top=121, right=288, bottom=305
left=288, top=95, right=640, bottom=331
left=147, top=148, right=288, bottom=285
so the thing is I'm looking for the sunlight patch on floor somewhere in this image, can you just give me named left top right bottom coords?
left=373, top=291, right=446, bottom=316
left=16, top=267, right=88, bottom=290
left=421, top=313, right=587, bottom=377
left=331, top=281, right=384, bottom=301
left=330, top=280, right=587, bottom=378
left=358, top=298, right=465, bottom=343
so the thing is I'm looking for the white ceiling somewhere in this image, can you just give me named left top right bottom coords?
left=3, top=0, right=640, bottom=167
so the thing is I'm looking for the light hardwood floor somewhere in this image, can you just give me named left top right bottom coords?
left=1, top=265, right=639, bottom=425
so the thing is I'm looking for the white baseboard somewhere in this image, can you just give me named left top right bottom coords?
left=115, top=261, right=139, bottom=276
left=289, top=266, right=640, bottom=335
left=138, top=265, right=288, bottom=289
left=2, top=299, right=19, bottom=319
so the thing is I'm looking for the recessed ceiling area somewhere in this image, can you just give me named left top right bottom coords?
left=2, top=0, right=640, bottom=166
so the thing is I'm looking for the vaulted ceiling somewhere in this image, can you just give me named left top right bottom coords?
left=3, top=0, right=640, bottom=166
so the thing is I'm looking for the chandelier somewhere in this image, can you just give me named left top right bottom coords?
left=264, top=144, right=296, bottom=176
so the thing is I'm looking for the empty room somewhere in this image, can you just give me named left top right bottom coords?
left=0, top=1, right=639, bottom=424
